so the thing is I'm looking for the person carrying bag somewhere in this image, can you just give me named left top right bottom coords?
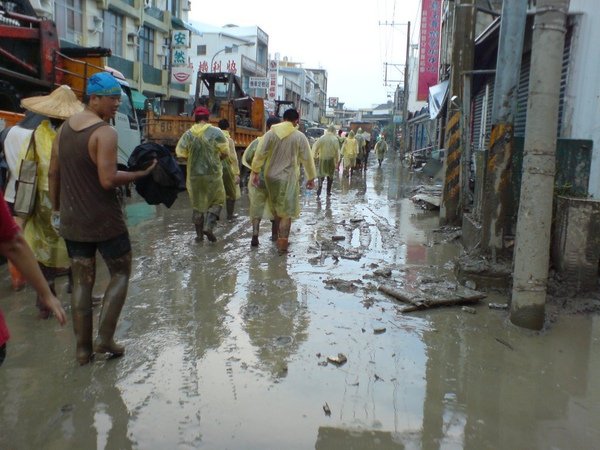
left=14, top=135, right=38, bottom=220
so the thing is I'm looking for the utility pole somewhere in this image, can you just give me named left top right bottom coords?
left=480, top=0, right=528, bottom=252
left=510, top=0, right=570, bottom=330
left=440, top=0, right=476, bottom=225
left=402, top=21, right=411, bottom=161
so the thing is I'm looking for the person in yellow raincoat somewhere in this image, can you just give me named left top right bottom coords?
left=374, top=136, right=388, bottom=167
left=241, top=116, right=281, bottom=247
left=176, top=106, right=229, bottom=242
left=18, top=86, right=83, bottom=319
left=312, top=124, right=341, bottom=197
left=250, top=109, right=316, bottom=252
left=217, top=118, right=241, bottom=220
left=341, top=130, right=359, bottom=178
left=354, top=127, right=366, bottom=170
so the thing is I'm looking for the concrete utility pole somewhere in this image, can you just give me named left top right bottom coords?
left=402, top=21, right=411, bottom=161
left=440, top=0, right=476, bottom=225
left=510, top=0, right=570, bottom=330
left=481, top=0, right=528, bottom=251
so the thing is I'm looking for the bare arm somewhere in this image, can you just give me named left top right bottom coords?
left=0, top=232, right=66, bottom=325
left=92, top=127, right=156, bottom=189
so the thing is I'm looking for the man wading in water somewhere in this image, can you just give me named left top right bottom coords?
left=49, top=72, right=155, bottom=365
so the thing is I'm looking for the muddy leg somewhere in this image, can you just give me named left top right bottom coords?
left=226, top=199, right=237, bottom=220
left=277, top=218, right=292, bottom=252
left=326, top=177, right=332, bottom=196
left=94, top=252, right=132, bottom=358
left=316, top=177, right=324, bottom=196
left=71, top=257, right=95, bottom=365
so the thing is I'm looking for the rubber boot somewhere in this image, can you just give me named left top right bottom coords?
left=8, top=261, right=26, bottom=291
left=203, top=213, right=218, bottom=242
left=94, top=296, right=126, bottom=358
left=251, top=218, right=260, bottom=247
left=271, top=219, right=279, bottom=242
left=226, top=199, right=237, bottom=220
left=316, top=177, right=323, bottom=196
left=326, top=177, right=332, bottom=196
left=193, top=210, right=204, bottom=241
left=194, top=215, right=204, bottom=242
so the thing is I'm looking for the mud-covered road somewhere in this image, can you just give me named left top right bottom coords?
left=1, top=152, right=599, bottom=449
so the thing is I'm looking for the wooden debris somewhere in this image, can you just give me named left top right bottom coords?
left=378, top=284, right=486, bottom=313
left=327, top=353, right=347, bottom=366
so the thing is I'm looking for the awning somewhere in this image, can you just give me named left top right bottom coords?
left=131, top=90, right=147, bottom=110
left=428, top=80, right=450, bottom=120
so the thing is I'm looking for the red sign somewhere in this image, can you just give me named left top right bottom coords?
left=418, top=0, right=442, bottom=101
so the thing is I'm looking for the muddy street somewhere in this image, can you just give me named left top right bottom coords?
left=1, top=152, right=599, bottom=449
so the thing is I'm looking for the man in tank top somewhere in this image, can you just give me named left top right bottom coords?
left=48, top=72, right=156, bottom=365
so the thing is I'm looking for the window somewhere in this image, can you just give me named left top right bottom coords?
left=102, top=10, right=123, bottom=57
left=197, top=44, right=206, bottom=56
left=169, top=0, right=180, bottom=16
left=139, top=26, right=155, bottom=66
left=54, top=0, right=83, bottom=43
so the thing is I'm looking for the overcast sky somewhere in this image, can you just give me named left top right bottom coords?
left=189, top=0, right=422, bottom=109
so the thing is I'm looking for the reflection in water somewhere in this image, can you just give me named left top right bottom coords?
left=374, top=167, right=384, bottom=196
left=421, top=313, right=600, bottom=449
left=241, top=254, right=309, bottom=379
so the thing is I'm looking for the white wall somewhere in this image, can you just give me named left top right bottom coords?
left=564, top=0, right=600, bottom=198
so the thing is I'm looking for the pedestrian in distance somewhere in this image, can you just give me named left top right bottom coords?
left=250, top=108, right=317, bottom=252
left=374, top=136, right=388, bottom=167
left=217, top=118, right=241, bottom=220
left=18, top=85, right=84, bottom=319
left=312, top=124, right=341, bottom=197
left=241, top=116, right=281, bottom=247
left=362, top=128, right=372, bottom=170
left=0, top=190, right=66, bottom=368
left=341, top=130, right=359, bottom=178
left=354, top=127, right=366, bottom=171
left=48, top=72, right=156, bottom=365
left=176, top=106, right=229, bottom=242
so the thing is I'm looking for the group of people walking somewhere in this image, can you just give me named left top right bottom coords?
left=177, top=107, right=317, bottom=253
left=0, top=70, right=390, bottom=367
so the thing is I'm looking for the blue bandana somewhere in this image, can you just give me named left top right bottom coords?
left=86, top=72, right=121, bottom=96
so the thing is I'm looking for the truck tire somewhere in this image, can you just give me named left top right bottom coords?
left=0, top=81, right=21, bottom=113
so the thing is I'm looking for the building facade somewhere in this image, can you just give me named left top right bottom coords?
left=28, top=0, right=192, bottom=115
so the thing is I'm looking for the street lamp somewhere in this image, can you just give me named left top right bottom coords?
left=210, top=41, right=256, bottom=71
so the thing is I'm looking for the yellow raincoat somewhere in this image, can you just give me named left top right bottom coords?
left=242, top=136, right=273, bottom=220
left=341, top=131, right=359, bottom=169
left=251, top=121, right=317, bottom=219
left=221, top=130, right=241, bottom=201
left=355, top=127, right=366, bottom=160
left=176, top=123, right=229, bottom=214
left=20, top=121, right=69, bottom=268
left=375, top=139, right=388, bottom=160
left=312, top=130, right=341, bottom=178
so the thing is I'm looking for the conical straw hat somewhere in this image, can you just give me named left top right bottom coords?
left=21, top=85, right=84, bottom=120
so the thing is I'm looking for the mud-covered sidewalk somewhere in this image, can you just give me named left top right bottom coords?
left=1, top=153, right=599, bottom=449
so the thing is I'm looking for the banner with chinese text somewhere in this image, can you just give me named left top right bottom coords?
left=418, top=0, right=442, bottom=101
